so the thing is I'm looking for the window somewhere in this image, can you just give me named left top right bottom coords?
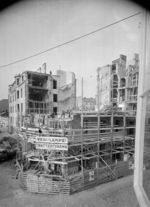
left=17, top=78, right=19, bottom=85
left=53, top=94, right=57, bottom=102
left=22, top=75, right=24, bottom=82
left=17, top=104, right=20, bottom=112
left=112, top=64, right=116, bottom=73
left=21, top=88, right=23, bottom=98
left=53, top=107, right=57, bottom=115
left=134, top=11, right=150, bottom=207
left=53, top=79, right=57, bottom=89
left=17, top=90, right=19, bottom=99
left=21, top=103, right=23, bottom=113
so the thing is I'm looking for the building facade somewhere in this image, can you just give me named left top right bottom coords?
left=8, top=64, right=76, bottom=130
left=76, top=96, right=96, bottom=111
left=56, top=70, right=76, bottom=113
left=97, top=54, right=139, bottom=113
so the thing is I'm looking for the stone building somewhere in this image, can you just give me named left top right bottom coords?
left=97, top=54, right=139, bottom=113
left=8, top=64, right=76, bottom=130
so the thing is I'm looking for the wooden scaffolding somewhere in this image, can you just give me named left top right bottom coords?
left=16, top=111, right=135, bottom=195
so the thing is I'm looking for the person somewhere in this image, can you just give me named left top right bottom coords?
left=39, top=128, right=42, bottom=133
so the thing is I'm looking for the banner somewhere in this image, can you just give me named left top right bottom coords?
left=36, top=142, right=68, bottom=151
left=36, top=136, right=68, bottom=144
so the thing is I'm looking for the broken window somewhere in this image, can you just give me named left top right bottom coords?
left=53, top=107, right=57, bottom=115
left=112, top=64, right=116, bottom=73
left=112, top=74, right=118, bottom=88
left=53, top=94, right=57, bottom=102
left=120, top=78, right=126, bottom=87
left=17, top=78, right=19, bottom=85
left=53, top=79, right=57, bottom=89
left=17, top=90, right=19, bottom=99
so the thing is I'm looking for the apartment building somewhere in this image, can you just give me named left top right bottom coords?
left=97, top=54, right=139, bottom=113
left=8, top=64, right=76, bottom=130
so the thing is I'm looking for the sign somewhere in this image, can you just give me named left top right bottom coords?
left=36, top=136, right=68, bottom=144
left=27, top=136, right=37, bottom=144
left=89, top=171, right=95, bottom=181
left=36, top=143, right=68, bottom=151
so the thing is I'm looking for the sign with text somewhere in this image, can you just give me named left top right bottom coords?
left=36, top=142, right=68, bottom=151
left=36, top=136, right=68, bottom=144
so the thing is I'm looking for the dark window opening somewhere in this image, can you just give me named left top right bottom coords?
left=112, top=74, right=118, bottom=88
left=120, top=89, right=125, bottom=101
left=111, top=88, right=118, bottom=99
left=28, top=73, right=48, bottom=87
left=17, top=90, right=19, bottom=99
left=17, top=78, right=19, bottom=85
left=29, top=88, right=47, bottom=101
left=17, top=104, right=20, bottom=113
left=53, top=107, right=57, bottom=115
left=112, top=64, right=116, bottom=73
left=120, top=78, right=126, bottom=87
left=53, top=94, right=57, bottom=102
left=114, top=117, right=123, bottom=127
left=53, top=79, right=57, bottom=89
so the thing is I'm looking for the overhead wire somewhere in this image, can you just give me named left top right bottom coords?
left=0, top=11, right=141, bottom=69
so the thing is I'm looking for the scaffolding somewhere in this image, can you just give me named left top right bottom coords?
left=16, top=111, right=135, bottom=195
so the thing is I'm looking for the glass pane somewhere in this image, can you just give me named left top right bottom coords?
left=0, top=0, right=145, bottom=207
left=143, top=94, right=150, bottom=199
left=140, top=11, right=150, bottom=202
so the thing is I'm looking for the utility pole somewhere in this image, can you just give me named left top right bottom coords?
left=81, top=77, right=84, bottom=175
left=97, top=68, right=100, bottom=173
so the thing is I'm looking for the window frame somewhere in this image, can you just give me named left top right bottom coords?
left=134, top=10, right=150, bottom=207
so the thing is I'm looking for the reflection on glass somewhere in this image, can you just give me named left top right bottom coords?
left=143, top=94, right=150, bottom=199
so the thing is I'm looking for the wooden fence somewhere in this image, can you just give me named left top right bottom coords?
left=19, top=161, right=133, bottom=195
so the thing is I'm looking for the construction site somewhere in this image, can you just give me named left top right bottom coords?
left=7, top=54, right=138, bottom=195
left=13, top=108, right=135, bottom=195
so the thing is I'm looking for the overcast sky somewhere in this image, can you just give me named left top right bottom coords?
left=0, top=0, right=142, bottom=99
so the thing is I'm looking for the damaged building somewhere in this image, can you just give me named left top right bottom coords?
left=97, top=54, right=139, bottom=113
left=8, top=64, right=76, bottom=131
left=56, top=70, right=76, bottom=113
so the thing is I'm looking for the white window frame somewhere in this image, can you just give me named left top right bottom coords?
left=134, top=10, right=150, bottom=207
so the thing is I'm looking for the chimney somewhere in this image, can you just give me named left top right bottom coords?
left=42, top=63, right=47, bottom=73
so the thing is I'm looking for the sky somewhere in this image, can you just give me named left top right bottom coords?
left=0, top=0, right=142, bottom=100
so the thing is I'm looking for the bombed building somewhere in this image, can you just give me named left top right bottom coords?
left=8, top=64, right=76, bottom=131
left=97, top=54, right=139, bottom=114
